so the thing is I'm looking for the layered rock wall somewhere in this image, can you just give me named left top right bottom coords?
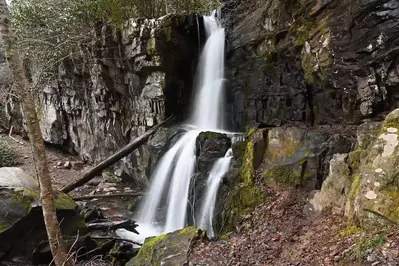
left=221, top=0, right=399, bottom=130
left=33, top=15, right=203, bottom=186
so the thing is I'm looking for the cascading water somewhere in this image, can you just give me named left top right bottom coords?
left=197, top=149, right=233, bottom=238
left=129, top=11, right=232, bottom=242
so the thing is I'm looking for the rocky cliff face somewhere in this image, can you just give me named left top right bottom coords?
left=32, top=14, right=203, bottom=186
left=308, top=109, right=399, bottom=226
left=221, top=0, right=399, bottom=130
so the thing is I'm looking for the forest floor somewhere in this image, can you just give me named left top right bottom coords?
left=190, top=185, right=399, bottom=266
left=3, top=133, right=399, bottom=266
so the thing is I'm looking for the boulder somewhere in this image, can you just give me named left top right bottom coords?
left=307, top=109, right=399, bottom=226
left=187, top=132, right=231, bottom=225
left=0, top=167, right=86, bottom=260
left=195, top=131, right=231, bottom=172
left=262, top=127, right=354, bottom=190
left=220, top=127, right=354, bottom=232
left=126, top=226, right=203, bottom=266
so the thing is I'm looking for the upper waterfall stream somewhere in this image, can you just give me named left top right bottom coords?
left=120, top=12, right=232, bottom=243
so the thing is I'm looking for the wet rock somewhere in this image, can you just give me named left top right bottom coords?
left=0, top=167, right=86, bottom=261
left=126, top=226, right=203, bottom=266
left=195, top=131, right=231, bottom=172
left=187, top=132, right=231, bottom=224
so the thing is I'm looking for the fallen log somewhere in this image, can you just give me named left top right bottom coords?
left=87, top=219, right=139, bottom=234
left=60, top=116, right=175, bottom=193
left=72, top=192, right=144, bottom=201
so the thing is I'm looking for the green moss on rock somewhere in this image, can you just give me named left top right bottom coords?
left=128, top=226, right=202, bottom=266
left=0, top=221, right=10, bottom=233
left=54, top=192, right=78, bottom=211
left=224, top=130, right=266, bottom=232
left=263, top=165, right=304, bottom=187
left=133, top=233, right=168, bottom=266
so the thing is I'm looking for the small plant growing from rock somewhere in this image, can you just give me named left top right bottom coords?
left=0, top=139, right=19, bottom=167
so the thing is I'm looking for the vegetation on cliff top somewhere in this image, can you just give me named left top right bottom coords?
left=10, top=0, right=219, bottom=87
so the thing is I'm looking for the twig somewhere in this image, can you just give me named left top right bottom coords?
left=63, top=231, right=80, bottom=266
left=90, top=236, right=142, bottom=246
left=72, top=192, right=144, bottom=201
left=8, top=126, right=24, bottom=144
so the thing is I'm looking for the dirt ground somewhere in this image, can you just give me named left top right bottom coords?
left=189, top=185, right=399, bottom=266
left=0, top=133, right=87, bottom=192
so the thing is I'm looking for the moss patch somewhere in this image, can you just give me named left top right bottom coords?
left=0, top=221, right=10, bottom=233
left=133, top=233, right=168, bottom=266
left=177, top=226, right=200, bottom=236
left=263, top=165, right=304, bottom=187
left=224, top=131, right=266, bottom=232
left=54, top=192, right=78, bottom=211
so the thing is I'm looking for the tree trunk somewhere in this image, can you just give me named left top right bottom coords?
left=60, top=115, right=174, bottom=194
left=0, top=2, right=72, bottom=266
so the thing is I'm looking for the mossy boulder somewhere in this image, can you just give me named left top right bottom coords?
left=263, top=127, right=354, bottom=189
left=307, top=109, right=399, bottom=226
left=0, top=167, right=86, bottom=260
left=126, top=226, right=203, bottom=266
left=222, top=129, right=266, bottom=232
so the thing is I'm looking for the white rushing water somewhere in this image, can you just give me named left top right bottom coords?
left=132, top=11, right=232, bottom=242
left=197, top=149, right=233, bottom=238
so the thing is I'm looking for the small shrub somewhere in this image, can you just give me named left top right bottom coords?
left=0, top=139, right=19, bottom=167
left=350, top=234, right=387, bottom=261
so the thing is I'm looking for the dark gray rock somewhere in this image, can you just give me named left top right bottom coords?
left=221, top=0, right=399, bottom=130
left=195, top=131, right=231, bottom=172
left=0, top=167, right=86, bottom=261
left=126, top=226, right=203, bottom=266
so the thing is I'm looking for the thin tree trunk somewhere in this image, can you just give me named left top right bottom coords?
left=0, top=2, right=73, bottom=266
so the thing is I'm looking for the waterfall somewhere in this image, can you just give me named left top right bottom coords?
left=197, top=149, right=232, bottom=238
left=132, top=11, right=232, bottom=242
